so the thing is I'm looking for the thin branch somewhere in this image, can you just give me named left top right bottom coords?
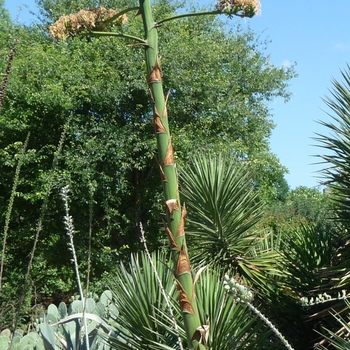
left=80, top=182, right=94, bottom=348
left=24, top=120, right=69, bottom=286
left=224, top=275, right=295, bottom=350
left=0, top=132, right=30, bottom=290
left=102, top=6, right=140, bottom=27
left=10, top=120, right=69, bottom=344
left=156, top=10, right=220, bottom=25
left=61, top=185, right=89, bottom=350
left=89, top=31, right=146, bottom=44
left=0, top=38, right=18, bottom=114
left=85, top=183, right=94, bottom=298
left=247, top=303, right=295, bottom=350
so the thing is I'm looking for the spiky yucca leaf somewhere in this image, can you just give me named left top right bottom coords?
left=315, top=300, right=350, bottom=349
left=315, top=65, right=350, bottom=224
left=179, top=153, right=282, bottom=286
left=180, top=153, right=262, bottom=263
left=282, top=224, right=333, bottom=294
left=105, top=251, right=184, bottom=350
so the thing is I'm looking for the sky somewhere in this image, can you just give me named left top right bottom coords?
left=3, top=0, right=350, bottom=190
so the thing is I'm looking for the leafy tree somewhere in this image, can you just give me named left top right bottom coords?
left=0, top=0, right=10, bottom=31
left=265, top=186, right=338, bottom=235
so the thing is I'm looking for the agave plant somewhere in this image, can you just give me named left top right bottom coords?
left=37, top=292, right=116, bottom=350
left=0, top=291, right=116, bottom=350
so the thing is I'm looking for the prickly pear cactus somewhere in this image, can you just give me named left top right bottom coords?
left=37, top=290, right=117, bottom=350
left=0, top=328, right=45, bottom=350
left=0, top=290, right=117, bottom=350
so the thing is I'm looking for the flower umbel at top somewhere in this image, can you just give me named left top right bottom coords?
left=50, top=6, right=128, bottom=40
left=215, top=0, right=261, bottom=17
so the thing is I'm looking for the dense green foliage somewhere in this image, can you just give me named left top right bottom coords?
left=0, top=0, right=294, bottom=306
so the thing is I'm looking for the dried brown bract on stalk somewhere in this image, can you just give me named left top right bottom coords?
left=50, top=6, right=128, bottom=40
left=215, top=0, right=261, bottom=17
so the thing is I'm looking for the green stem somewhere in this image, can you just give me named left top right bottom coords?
left=157, top=10, right=220, bottom=25
left=247, top=303, right=295, bottom=350
left=103, top=6, right=140, bottom=26
left=90, top=31, right=146, bottom=44
left=139, top=1, right=205, bottom=349
left=0, top=132, right=30, bottom=290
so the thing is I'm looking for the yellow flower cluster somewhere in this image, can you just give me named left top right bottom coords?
left=50, top=6, right=128, bottom=40
left=215, top=0, right=261, bottom=17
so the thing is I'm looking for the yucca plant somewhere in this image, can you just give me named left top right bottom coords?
left=179, top=152, right=282, bottom=289
left=180, top=153, right=319, bottom=348
left=315, top=65, right=350, bottom=224
left=315, top=67, right=350, bottom=282
left=306, top=64, right=350, bottom=346
left=104, top=250, right=280, bottom=349
left=103, top=251, right=184, bottom=349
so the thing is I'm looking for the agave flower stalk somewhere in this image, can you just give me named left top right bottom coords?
left=139, top=1, right=205, bottom=348
left=139, top=1, right=259, bottom=347
left=49, top=1, right=261, bottom=348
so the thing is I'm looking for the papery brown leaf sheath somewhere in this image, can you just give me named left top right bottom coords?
left=165, top=198, right=180, bottom=215
left=165, top=225, right=179, bottom=250
left=159, top=164, right=167, bottom=182
left=153, top=106, right=166, bottom=133
left=176, top=280, right=195, bottom=314
left=176, top=244, right=191, bottom=276
left=162, top=104, right=168, bottom=117
left=176, top=203, right=187, bottom=238
left=163, top=140, right=174, bottom=166
left=148, top=60, right=162, bottom=83
left=192, top=325, right=210, bottom=347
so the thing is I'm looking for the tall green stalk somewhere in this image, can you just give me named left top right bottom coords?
left=49, top=2, right=261, bottom=347
left=139, top=1, right=204, bottom=348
